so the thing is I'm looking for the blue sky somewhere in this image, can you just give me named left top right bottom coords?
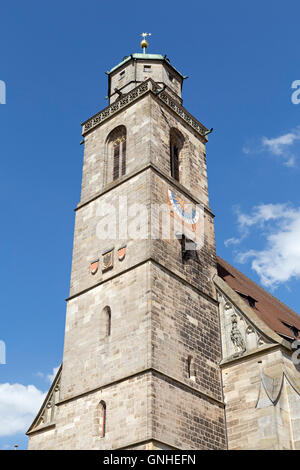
left=1, top=0, right=300, bottom=449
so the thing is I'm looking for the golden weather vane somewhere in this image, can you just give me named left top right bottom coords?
left=140, top=33, right=151, bottom=53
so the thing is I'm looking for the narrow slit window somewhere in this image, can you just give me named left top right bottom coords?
left=187, top=356, right=196, bottom=381
left=106, top=309, right=111, bottom=337
left=170, top=128, right=184, bottom=182
left=170, top=143, right=179, bottom=181
left=99, top=401, right=106, bottom=438
left=103, top=306, right=111, bottom=337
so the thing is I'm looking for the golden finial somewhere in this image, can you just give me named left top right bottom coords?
left=141, top=33, right=151, bottom=53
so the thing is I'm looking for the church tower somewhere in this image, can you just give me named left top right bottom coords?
left=27, top=37, right=227, bottom=450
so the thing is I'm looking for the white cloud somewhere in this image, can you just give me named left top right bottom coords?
left=35, top=365, right=60, bottom=384
left=243, top=126, right=300, bottom=167
left=226, top=203, right=300, bottom=289
left=224, top=236, right=241, bottom=247
left=225, top=203, right=288, bottom=247
left=262, top=129, right=300, bottom=155
left=46, top=366, right=59, bottom=384
left=0, top=383, right=46, bottom=437
left=34, top=371, right=44, bottom=379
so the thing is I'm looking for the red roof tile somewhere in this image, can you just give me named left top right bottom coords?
left=216, top=256, right=300, bottom=341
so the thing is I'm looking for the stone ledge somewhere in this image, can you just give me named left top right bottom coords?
left=26, top=422, right=56, bottom=436
left=219, top=343, right=281, bottom=367
left=66, top=258, right=218, bottom=307
left=75, top=163, right=215, bottom=218
left=56, top=367, right=225, bottom=409
left=81, top=78, right=208, bottom=138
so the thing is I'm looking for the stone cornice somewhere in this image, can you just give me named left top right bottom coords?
left=219, top=343, right=281, bottom=367
left=75, top=162, right=214, bottom=218
left=56, top=367, right=224, bottom=409
left=81, top=78, right=208, bottom=138
left=66, top=258, right=218, bottom=307
left=26, top=422, right=56, bottom=436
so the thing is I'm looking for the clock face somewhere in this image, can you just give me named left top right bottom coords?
left=167, top=189, right=199, bottom=226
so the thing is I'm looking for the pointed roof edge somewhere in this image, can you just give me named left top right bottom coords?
left=214, top=274, right=292, bottom=351
left=216, top=256, right=300, bottom=340
left=26, top=364, right=62, bottom=435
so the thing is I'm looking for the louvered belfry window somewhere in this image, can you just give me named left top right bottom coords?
left=113, top=135, right=126, bottom=181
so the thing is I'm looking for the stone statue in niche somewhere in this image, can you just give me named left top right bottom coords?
left=230, top=313, right=246, bottom=356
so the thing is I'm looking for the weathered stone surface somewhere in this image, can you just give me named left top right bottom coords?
left=28, top=53, right=300, bottom=451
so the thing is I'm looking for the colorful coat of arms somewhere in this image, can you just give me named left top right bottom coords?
left=90, top=259, right=99, bottom=275
left=102, top=249, right=114, bottom=272
left=117, top=246, right=126, bottom=261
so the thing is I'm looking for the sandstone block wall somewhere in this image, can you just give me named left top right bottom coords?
left=28, top=84, right=227, bottom=450
left=222, top=348, right=300, bottom=449
left=109, top=58, right=182, bottom=104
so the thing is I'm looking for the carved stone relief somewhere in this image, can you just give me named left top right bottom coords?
left=217, top=291, right=270, bottom=360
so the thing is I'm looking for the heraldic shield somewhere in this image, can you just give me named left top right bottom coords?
left=90, top=259, right=99, bottom=275
left=117, top=246, right=126, bottom=261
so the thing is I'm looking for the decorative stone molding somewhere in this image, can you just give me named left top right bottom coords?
left=82, top=81, right=151, bottom=135
left=256, top=369, right=300, bottom=409
left=27, top=365, right=62, bottom=434
left=230, top=313, right=246, bottom=355
left=217, top=290, right=271, bottom=360
left=214, top=274, right=292, bottom=352
left=158, top=90, right=207, bottom=137
left=81, top=79, right=208, bottom=138
left=256, top=371, right=284, bottom=407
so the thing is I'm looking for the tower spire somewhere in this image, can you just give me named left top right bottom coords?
left=140, top=32, right=151, bottom=53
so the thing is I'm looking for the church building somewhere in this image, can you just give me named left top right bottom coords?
left=27, top=37, right=300, bottom=450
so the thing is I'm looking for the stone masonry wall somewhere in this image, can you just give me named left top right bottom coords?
left=28, top=85, right=226, bottom=449
left=80, top=94, right=152, bottom=204
left=69, top=170, right=151, bottom=297
left=151, top=372, right=226, bottom=449
left=28, top=373, right=152, bottom=450
left=150, top=172, right=217, bottom=299
left=150, top=263, right=223, bottom=403
left=222, top=348, right=300, bottom=449
left=61, top=263, right=151, bottom=401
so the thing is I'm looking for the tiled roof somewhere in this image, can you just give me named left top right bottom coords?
left=216, top=256, right=300, bottom=341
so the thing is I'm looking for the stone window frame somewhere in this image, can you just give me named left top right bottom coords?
left=170, top=127, right=185, bottom=182
left=101, top=306, right=112, bottom=339
left=187, top=355, right=196, bottom=381
left=95, top=400, right=107, bottom=438
left=105, top=125, right=127, bottom=185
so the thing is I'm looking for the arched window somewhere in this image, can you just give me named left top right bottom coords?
left=106, top=125, right=127, bottom=182
left=98, top=401, right=106, bottom=438
left=187, top=355, right=196, bottom=381
left=170, top=128, right=184, bottom=182
left=102, top=306, right=111, bottom=338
